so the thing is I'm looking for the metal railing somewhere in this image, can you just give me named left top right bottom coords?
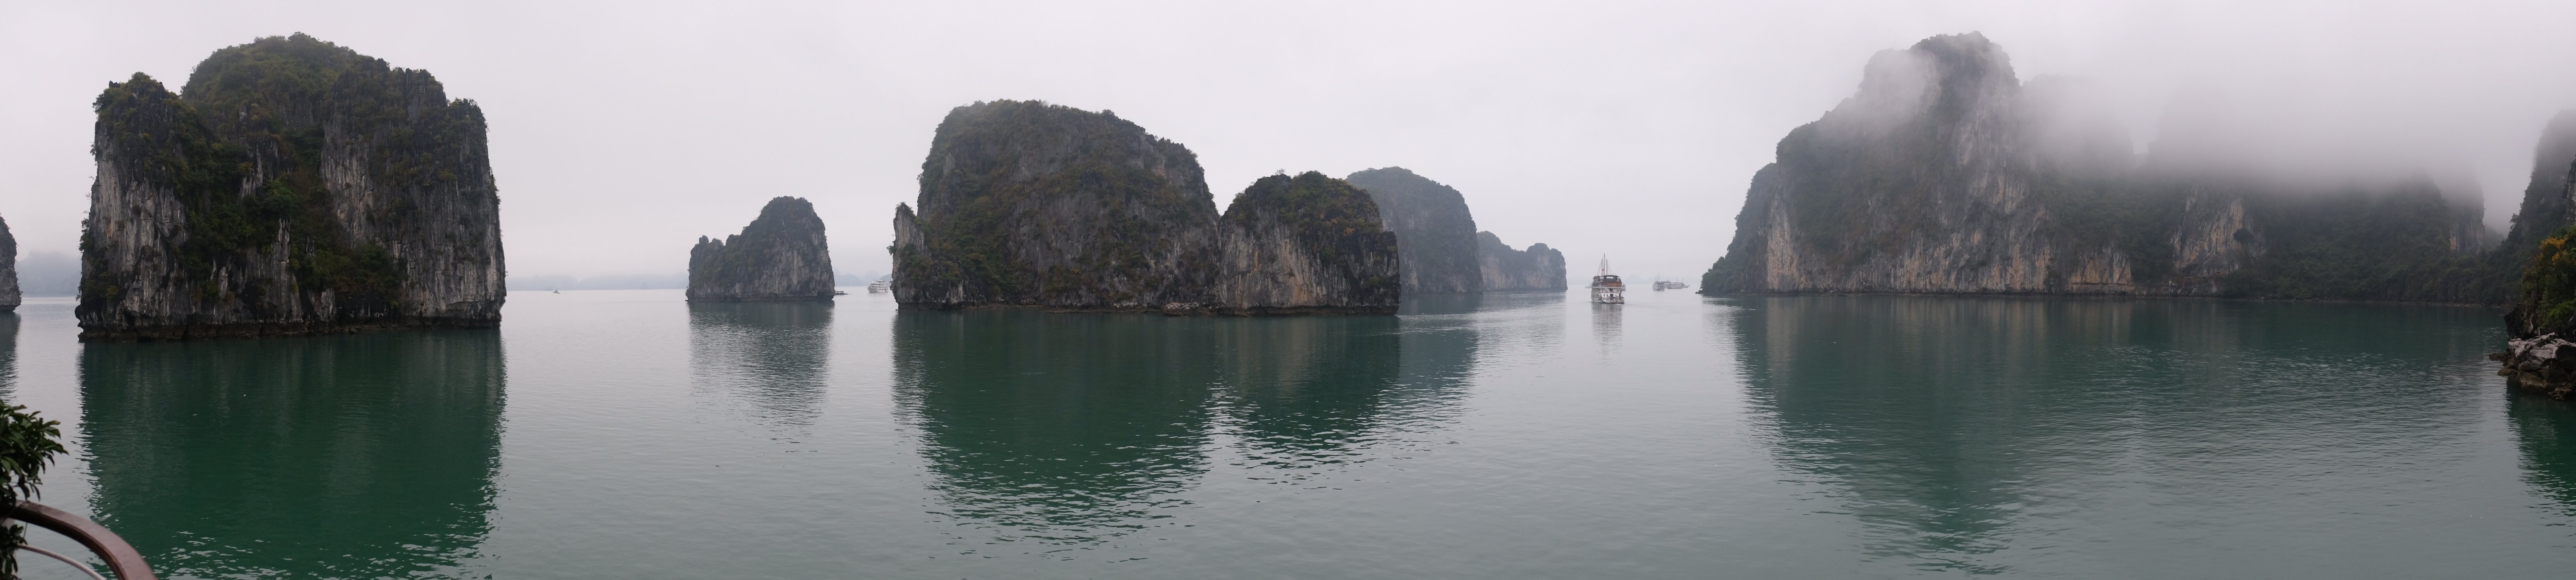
left=4, top=501, right=154, bottom=580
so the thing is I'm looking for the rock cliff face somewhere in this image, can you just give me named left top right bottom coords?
left=1476, top=231, right=1565, bottom=290
left=1344, top=167, right=1481, bottom=294
left=892, top=101, right=1396, bottom=315
left=689, top=196, right=835, bottom=302
left=1206, top=172, right=1402, bottom=315
left=78, top=34, right=504, bottom=340
left=892, top=100, right=1218, bottom=309
left=1701, top=33, right=2489, bottom=302
left=1, top=214, right=19, bottom=311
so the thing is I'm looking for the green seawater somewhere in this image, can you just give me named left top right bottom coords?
left=2, top=290, right=2574, bottom=578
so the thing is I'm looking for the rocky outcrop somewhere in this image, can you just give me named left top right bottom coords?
left=891, top=101, right=1395, bottom=315
left=77, top=34, right=504, bottom=340
left=1204, top=172, right=1401, bottom=315
left=688, top=196, right=835, bottom=302
left=892, top=100, right=1219, bottom=309
left=1701, top=33, right=2489, bottom=303
left=1477, top=231, right=1565, bottom=290
left=1344, top=167, right=1481, bottom=294
left=1, top=214, right=19, bottom=312
left=2497, top=333, right=2576, bottom=400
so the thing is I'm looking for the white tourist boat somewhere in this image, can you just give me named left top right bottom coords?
left=1590, top=257, right=1626, bottom=304
left=866, top=275, right=893, bottom=293
left=1651, top=280, right=1689, bottom=291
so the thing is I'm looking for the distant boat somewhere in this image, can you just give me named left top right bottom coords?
left=1651, top=280, right=1688, bottom=291
left=1589, top=257, right=1625, bottom=304
left=866, top=275, right=893, bottom=294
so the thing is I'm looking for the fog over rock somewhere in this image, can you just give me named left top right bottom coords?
left=1703, top=32, right=2508, bottom=303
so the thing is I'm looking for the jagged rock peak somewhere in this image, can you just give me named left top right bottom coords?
left=78, top=33, right=504, bottom=340
left=689, top=196, right=835, bottom=302
left=1343, top=167, right=1482, bottom=294
left=1477, top=231, right=1566, bottom=291
left=892, top=99, right=1220, bottom=310
left=0, top=213, right=19, bottom=312
left=1208, top=172, right=1401, bottom=315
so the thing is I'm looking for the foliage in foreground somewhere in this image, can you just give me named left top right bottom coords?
left=0, top=404, right=65, bottom=580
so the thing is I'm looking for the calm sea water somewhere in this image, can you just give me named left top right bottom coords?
left=1, top=289, right=2572, bottom=578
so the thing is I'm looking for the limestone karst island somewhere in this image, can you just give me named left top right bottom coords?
left=689, top=197, right=836, bottom=302
left=7, top=8, right=2576, bottom=578
left=76, top=34, right=504, bottom=341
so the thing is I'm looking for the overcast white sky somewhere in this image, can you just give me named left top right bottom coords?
left=5, top=0, right=2574, bottom=283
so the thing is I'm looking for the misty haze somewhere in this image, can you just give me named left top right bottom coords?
left=2, top=2, right=2575, bottom=578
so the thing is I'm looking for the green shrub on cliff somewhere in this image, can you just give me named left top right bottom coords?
left=2520, top=226, right=2576, bottom=327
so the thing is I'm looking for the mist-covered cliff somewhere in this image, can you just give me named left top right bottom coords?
left=1477, top=232, right=1565, bottom=290
left=689, top=196, right=835, bottom=302
left=1207, top=172, right=1401, bottom=315
left=1344, top=167, right=1480, bottom=294
left=78, top=34, right=504, bottom=340
left=1701, top=33, right=2492, bottom=302
left=892, top=100, right=1395, bottom=315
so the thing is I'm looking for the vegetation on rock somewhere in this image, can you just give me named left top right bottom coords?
left=892, top=100, right=1217, bottom=308
left=80, top=33, right=503, bottom=339
left=893, top=101, right=1397, bottom=315
left=1210, top=172, right=1402, bottom=313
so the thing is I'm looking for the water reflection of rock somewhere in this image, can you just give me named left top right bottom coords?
left=0, top=313, right=16, bottom=395
left=1724, top=296, right=2499, bottom=573
left=892, top=306, right=1479, bottom=544
left=1726, top=296, right=2059, bottom=573
left=891, top=311, right=1221, bottom=545
left=79, top=329, right=504, bottom=578
left=1213, top=315, right=1407, bottom=474
left=2510, top=391, right=2576, bottom=516
left=689, top=301, right=833, bottom=429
